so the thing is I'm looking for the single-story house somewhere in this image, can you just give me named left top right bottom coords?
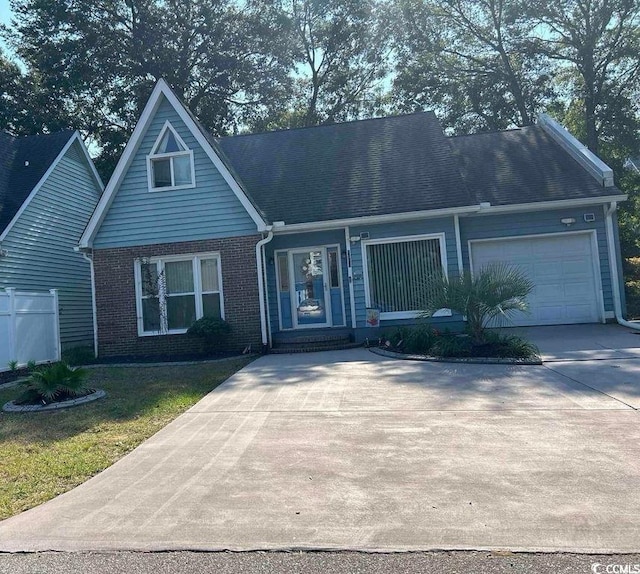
left=79, top=80, right=627, bottom=357
left=0, top=130, right=103, bottom=351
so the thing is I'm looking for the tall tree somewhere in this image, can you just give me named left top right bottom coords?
left=6, top=0, right=291, bottom=175
left=394, top=0, right=554, bottom=133
left=251, top=0, right=392, bottom=130
left=525, top=0, right=640, bottom=154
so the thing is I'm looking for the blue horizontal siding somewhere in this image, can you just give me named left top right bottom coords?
left=0, top=141, right=101, bottom=347
left=93, top=97, right=258, bottom=248
left=349, top=217, right=459, bottom=328
left=459, top=206, right=614, bottom=313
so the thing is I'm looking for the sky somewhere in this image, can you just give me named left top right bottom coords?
left=0, top=0, right=13, bottom=54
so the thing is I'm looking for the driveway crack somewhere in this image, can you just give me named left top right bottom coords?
left=542, top=363, right=638, bottom=411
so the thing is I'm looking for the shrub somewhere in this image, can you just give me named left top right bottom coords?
left=431, top=334, right=473, bottom=357
left=187, top=317, right=232, bottom=348
left=476, top=331, right=540, bottom=359
left=17, top=362, right=90, bottom=405
left=421, top=263, right=534, bottom=344
left=404, top=325, right=438, bottom=354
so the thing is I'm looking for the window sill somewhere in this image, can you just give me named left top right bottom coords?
left=379, top=309, right=452, bottom=320
left=138, top=329, right=189, bottom=337
left=148, top=183, right=196, bottom=193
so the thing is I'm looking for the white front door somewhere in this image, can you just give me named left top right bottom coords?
left=289, top=248, right=332, bottom=329
left=470, top=233, right=603, bottom=326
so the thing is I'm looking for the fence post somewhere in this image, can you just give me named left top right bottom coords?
left=50, top=289, right=61, bottom=362
left=6, top=288, right=16, bottom=364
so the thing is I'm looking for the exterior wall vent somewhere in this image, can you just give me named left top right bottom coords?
left=538, top=114, right=614, bottom=188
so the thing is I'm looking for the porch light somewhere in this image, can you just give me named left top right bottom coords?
left=561, top=217, right=576, bottom=226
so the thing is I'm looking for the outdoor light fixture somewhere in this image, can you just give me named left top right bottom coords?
left=561, top=217, right=576, bottom=226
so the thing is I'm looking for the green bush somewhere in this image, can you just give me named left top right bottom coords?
left=431, top=334, right=473, bottom=357
left=187, top=317, right=232, bottom=347
left=475, top=331, right=540, bottom=359
left=404, top=325, right=438, bottom=354
left=17, top=362, right=90, bottom=405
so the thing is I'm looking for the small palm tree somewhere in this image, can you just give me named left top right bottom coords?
left=420, top=262, right=534, bottom=344
left=19, top=362, right=89, bottom=404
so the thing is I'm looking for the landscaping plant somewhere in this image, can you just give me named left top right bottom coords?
left=17, top=362, right=90, bottom=405
left=420, top=262, right=534, bottom=345
left=187, top=317, right=232, bottom=351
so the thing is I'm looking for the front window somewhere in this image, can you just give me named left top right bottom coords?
left=147, top=122, right=194, bottom=190
left=136, top=254, right=223, bottom=335
left=364, top=235, right=446, bottom=319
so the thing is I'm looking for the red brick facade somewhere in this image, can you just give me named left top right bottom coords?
left=93, top=235, right=263, bottom=358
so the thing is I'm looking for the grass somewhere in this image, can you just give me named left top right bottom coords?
left=624, top=257, right=640, bottom=320
left=0, top=357, right=253, bottom=520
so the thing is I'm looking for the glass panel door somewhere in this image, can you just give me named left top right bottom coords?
left=290, top=249, right=331, bottom=327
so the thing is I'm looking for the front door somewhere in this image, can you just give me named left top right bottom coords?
left=289, top=248, right=331, bottom=328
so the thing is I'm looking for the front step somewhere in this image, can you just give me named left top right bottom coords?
left=270, top=334, right=361, bottom=354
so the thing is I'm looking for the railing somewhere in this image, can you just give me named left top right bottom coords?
left=0, top=288, right=61, bottom=372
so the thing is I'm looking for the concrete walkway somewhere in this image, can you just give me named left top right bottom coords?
left=1, top=328, right=640, bottom=553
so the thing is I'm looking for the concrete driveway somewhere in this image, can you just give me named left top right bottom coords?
left=1, top=325, right=640, bottom=553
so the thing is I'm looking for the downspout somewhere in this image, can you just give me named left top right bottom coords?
left=78, top=249, right=99, bottom=358
left=344, top=227, right=357, bottom=329
left=604, top=202, right=640, bottom=330
left=256, top=229, right=274, bottom=349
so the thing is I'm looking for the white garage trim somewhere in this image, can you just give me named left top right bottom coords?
left=468, top=230, right=605, bottom=325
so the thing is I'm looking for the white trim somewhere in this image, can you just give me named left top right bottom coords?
left=538, top=114, right=615, bottom=187
left=361, top=233, right=449, bottom=321
left=1, top=132, right=103, bottom=242
left=80, top=79, right=267, bottom=248
left=145, top=121, right=196, bottom=192
left=269, top=196, right=628, bottom=235
left=273, top=206, right=481, bottom=234
left=134, top=251, right=224, bottom=337
left=454, top=214, right=464, bottom=275
left=345, top=227, right=357, bottom=329
left=468, top=230, right=606, bottom=324
left=472, top=196, right=627, bottom=216
left=49, top=289, right=62, bottom=362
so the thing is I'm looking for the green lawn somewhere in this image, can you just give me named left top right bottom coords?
left=0, top=357, right=253, bottom=520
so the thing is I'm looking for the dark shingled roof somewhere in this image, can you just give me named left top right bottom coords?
left=217, top=113, right=473, bottom=225
left=0, top=131, right=75, bottom=233
left=449, top=125, right=616, bottom=206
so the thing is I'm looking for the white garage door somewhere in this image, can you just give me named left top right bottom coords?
left=470, top=233, right=601, bottom=326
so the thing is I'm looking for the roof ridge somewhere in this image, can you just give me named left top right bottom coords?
left=218, top=111, right=437, bottom=140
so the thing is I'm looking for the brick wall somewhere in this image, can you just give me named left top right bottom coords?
left=93, top=235, right=263, bottom=358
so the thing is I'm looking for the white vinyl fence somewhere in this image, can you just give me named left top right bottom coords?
left=0, top=288, right=61, bottom=372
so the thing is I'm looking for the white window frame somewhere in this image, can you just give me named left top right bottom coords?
left=361, top=233, right=450, bottom=320
left=146, top=121, right=196, bottom=192
left=134, top=252, right=224, bottom=336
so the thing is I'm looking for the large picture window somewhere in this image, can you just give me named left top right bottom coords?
left=135, top=253, right=223, bottom=335
left=363, top=234, right=446, bottom=319
left=147, top=122, right=195, bottom=191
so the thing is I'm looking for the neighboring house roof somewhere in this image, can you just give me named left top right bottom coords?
left=217, top=113, right=473, bottom=225
left=625, top=156, right=640, bottom=174
left=449, top=126, right=621, bottom=207
left=0, top=131, right=76, bottom=234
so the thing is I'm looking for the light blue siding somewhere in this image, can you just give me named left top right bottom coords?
left=350, top=217, right=459, bottom=328
left=93, top=97, right=258, bottom=248
left=0, top=141, right=101, bottom=348
left=458, top=206, right=614, bottom=313
left=265, top=230, right=350, bottom=333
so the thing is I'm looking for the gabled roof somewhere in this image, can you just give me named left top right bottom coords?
left=80, top=79, right=267, bottom=248
left=217, top=113, right=473, bottom=225
left=449, top=125, right=622, bottom=206
left=0, top=131, right=76, bottom=234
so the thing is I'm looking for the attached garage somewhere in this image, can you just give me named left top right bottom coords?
left=470, top=232, right=604, bottom=326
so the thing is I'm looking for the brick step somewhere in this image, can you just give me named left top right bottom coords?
left=269, top=341, right=362, bottom=354
left=273, top=333, right=352, bottom=345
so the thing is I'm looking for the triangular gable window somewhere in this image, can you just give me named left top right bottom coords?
left=147, top=122, right=195, bottom=191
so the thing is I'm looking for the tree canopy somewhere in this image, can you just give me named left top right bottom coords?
left=1, top=0, right=639, bottom=250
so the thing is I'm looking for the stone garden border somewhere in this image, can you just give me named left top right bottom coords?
left=3, top=389, right=107, bottom=413
left=369, top=346, right=542, bottom=365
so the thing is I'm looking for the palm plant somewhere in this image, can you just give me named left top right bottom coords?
left=18, top=362, right=89, bottom=404
left=420, top=262, right=534, bottom=344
